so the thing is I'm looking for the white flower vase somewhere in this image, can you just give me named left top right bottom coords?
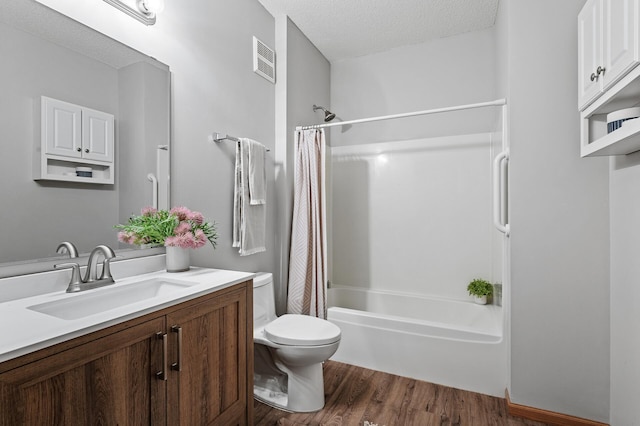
left=166, top=246, right=190, bottom=272
left=473, top=295, right=487, bottom=305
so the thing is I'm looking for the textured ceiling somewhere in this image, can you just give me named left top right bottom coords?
left=258, top=0, right=499, bottom=62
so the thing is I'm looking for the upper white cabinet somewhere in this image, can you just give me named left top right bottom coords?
left=579, top=0, right=640, bottom=157
left=36, top=97, right=115, bottom=183
left=578, top=0, right=640, bottom=110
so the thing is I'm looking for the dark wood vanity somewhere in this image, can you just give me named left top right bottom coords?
left=0, top=280, right=253, bottom=425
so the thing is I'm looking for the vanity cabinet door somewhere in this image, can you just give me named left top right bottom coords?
left=166, top=286, right=251, bottom=426
left=0, top=317, right=166, bottom=426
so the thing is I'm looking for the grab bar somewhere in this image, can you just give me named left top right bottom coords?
left=147, top=173, right=158, bottom=210
left=493, top=149, right=510, bottom=236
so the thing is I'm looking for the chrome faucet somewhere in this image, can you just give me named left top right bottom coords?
left=56, top=241, right=79, bottom=258
left=55, top=245, right=117, bottom=293
left=83, top=245, right=116, bottom=284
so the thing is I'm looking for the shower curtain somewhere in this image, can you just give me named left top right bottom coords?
left=287, top=129, right=327, bottom=318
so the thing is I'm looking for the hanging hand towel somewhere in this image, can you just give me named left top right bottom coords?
left=232, top=141, right=242, bottom=249
left=248, top=139, right=267, bottom=205
left=233, top=138, right=266, bottom=256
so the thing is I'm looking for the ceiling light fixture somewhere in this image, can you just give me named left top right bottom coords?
left=102, top=0, right=165, bottom=26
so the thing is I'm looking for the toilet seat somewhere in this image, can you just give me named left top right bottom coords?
left=264, top=314, right=341, bottom=346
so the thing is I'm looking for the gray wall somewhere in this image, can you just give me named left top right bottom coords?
left=118, top=61, right=170, bottom=225
left=274, top=16, right=331, bottom=314
left=0, top=21, right=119, bottom=261
left=610, top=153, right=640, bottom=423
left=505, top=0, right=610, bottom=422
left=163, top=2, right=277, bottom=275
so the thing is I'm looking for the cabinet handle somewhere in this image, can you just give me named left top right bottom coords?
left=590, top=72, right=597, bottom=82
left=84, top=148, right=89, bottom=153
left=171, top=325, right=182, bottom=372
left=76, top=147, right=82, bottom=152
left=156, top=332, right=168, bottom=381
left=597, top=66, right=606, bottom=76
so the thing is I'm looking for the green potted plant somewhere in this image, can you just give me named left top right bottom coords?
left=467, top=278, right=494, bottom=305
left=115, top=206, right=217, bottom=272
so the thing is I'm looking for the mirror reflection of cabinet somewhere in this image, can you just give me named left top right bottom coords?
left=0, top=0, right=172, bottom=267
left=36, top=96, right=115, bottom=184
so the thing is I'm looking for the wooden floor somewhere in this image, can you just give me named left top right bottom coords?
left=254, top=361, right=550, bottom=426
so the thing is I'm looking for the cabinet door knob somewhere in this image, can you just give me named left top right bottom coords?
left=597, top=66, right=606, bottom=76
left=590, top=72, right=597, bottom=82
left=76, top=147, right=82, bottom=152
left=84, top=148, right=89, bottom=153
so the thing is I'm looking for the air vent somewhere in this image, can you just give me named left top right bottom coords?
left=253, top=36, right=275, bottom=84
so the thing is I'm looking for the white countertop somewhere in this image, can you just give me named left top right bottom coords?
left=0, top=267, right=254, bottom=363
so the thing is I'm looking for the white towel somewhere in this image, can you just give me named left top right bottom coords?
left=232, top=138, right=266, bottom=256
left=232, top=142, right=242, bottom=249
left=247, top=139, right=267, bottom=205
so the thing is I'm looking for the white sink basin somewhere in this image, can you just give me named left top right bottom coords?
left=27, top=278, right=196, bottom=320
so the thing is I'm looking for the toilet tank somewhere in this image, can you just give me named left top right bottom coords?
left=253, top=272, right=277, bottom=328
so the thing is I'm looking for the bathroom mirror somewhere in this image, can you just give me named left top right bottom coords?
left=0, top=0, right=171, bottom=276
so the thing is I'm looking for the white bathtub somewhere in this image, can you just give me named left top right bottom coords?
left=327, top=286, right=507, bottom=397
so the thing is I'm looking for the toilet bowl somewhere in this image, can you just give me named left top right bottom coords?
left=253, top=272, right=341, bottom=412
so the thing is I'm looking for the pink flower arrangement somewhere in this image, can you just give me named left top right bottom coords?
left=115, top=206, right=217, bottom=249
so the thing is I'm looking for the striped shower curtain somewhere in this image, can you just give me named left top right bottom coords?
left=287, top=129, right=327, bottom=318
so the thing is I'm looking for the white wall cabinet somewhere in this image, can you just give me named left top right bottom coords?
left=579, top=0, right=640, bottom=157
left=578, top=0, right=604, bottom=109
left=578, top=0, right=640, bottom=110
left=35, top=97, right=114, bottom=183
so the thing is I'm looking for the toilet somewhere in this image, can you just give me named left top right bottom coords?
left=252, top=272, right=341, bottom=412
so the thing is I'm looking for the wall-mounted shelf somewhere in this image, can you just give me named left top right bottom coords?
left=581, top=63, right=640, bottom=157
left=582, top=118, right=640, bottom=156
left=35, top=156, right=114, bottom=184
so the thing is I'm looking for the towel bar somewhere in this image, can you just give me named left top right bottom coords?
left=209, top=132, right=270, bottom=151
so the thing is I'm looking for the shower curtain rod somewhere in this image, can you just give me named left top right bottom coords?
left=296, top=98, right=506, bottom=130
